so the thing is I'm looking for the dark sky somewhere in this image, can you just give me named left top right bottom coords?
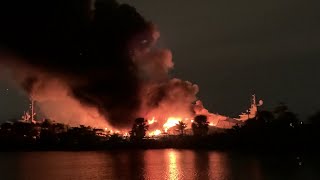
left=118, top=0, right=320, bottom=119
left=0, top=0, right=320, bottom=121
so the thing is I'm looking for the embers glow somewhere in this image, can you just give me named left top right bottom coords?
left=148, top=129, right=162, bottom=136
left=123, top=132, right=129, bottom=137
left=148, top=117, right=157, bottom=125
left=163, top=117, right=182, bottom=132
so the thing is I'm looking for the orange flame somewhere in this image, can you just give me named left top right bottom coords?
left=148, top=116, right=157, bottom=125
left=148, top=129, right=162, bottom=136
left=163, top=117, right=182, bottom=132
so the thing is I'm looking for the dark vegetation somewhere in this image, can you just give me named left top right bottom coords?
left=0, top=104, right=320, bottom=153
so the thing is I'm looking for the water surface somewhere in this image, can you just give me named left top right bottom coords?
left=0, top=150, right=318, bottom=180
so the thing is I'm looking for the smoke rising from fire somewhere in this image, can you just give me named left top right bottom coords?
left=0, top=0, right=208, bottom=129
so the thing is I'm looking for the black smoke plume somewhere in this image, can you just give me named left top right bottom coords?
left=0, top=0, right=203, bottom=129
left=0, top=0, right=156, bottom=128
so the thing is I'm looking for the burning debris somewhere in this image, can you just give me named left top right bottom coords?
left=148, top=129, right=161, bottom=137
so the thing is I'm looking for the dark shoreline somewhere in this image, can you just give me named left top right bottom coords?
left=0, top=138, right=317, bottom=156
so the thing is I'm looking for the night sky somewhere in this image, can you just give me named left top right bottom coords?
left=0, top=0, right=320, bottom=121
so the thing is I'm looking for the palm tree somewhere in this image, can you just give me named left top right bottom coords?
left=175, top=121, right=187, bottom=136
left=130, top=118, right=149, bottom=141
left=192, top=115, right=209, bottom=136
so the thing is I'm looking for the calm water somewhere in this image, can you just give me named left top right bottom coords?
left=0, top=150, right=318, bottom=180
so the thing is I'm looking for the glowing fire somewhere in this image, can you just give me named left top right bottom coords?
left=148, top=117, right=157, bottom=125
left=148, top=129, right=162, bottom=136
left=163, top=117, right=182, bottom=132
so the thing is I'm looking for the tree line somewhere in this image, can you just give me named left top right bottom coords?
left=0, top=104, right=320, bottom=152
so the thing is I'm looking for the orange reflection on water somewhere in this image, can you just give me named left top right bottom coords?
left=168, top=150, right=179, bottom=180
left=209, top=152, right=231, bottom=180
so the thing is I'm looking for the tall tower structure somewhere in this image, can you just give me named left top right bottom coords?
left=29, top=98, right=36, bottom=123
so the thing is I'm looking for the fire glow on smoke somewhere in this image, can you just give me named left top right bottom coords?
left=0, top=0, right=259, bottom=135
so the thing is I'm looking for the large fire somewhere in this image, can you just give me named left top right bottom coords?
left=143, top=95, right=261, bottom=137
left=148, top=117, right=157, bottom=125
left=20, top=94, right=260, bottom=138
left=2, top=0, right=263, bottom=138
left=148, top=129, right=162, bottom=136
left=163, top=117, right=182, bottom=132
left=146, top=116, right=189, bottom=136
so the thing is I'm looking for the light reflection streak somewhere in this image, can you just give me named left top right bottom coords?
left=209, top=152, right=231, bottom=180
left=168, top=150, right=179, bottom=180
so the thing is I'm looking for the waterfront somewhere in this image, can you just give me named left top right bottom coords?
left=0, top=150, right=318, bottom=180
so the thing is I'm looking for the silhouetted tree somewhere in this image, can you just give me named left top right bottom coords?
left=130, top=118, right=148, bottom=141
left=277, top=111, right=299, bottom=127
left=54, top=123, right=68, bottom=133
left=273, top=103, right=299, bottom=128
left=41, top=119, right=53, bottom=130
left=308, top=111, right=320, bottom=139
left=108, top=133, right=123, bottom=143
left=256, top=110, right=275, bottom=124
left=192, top=115, right=209, bottom=136
left=60, top=125, right=99, bottom=147
left=274, top=102, right=288, bottom=115
left=242, top=110, right=275, bottom=131
left=175, top=121, right=187, bottom=136
left=0, top=122, right=13, bottom=134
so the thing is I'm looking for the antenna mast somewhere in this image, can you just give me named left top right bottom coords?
left=29, top=98, right=35, bottom=123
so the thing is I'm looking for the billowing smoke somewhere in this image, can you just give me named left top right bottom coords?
left=0, top=0, right=206, bottom=129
